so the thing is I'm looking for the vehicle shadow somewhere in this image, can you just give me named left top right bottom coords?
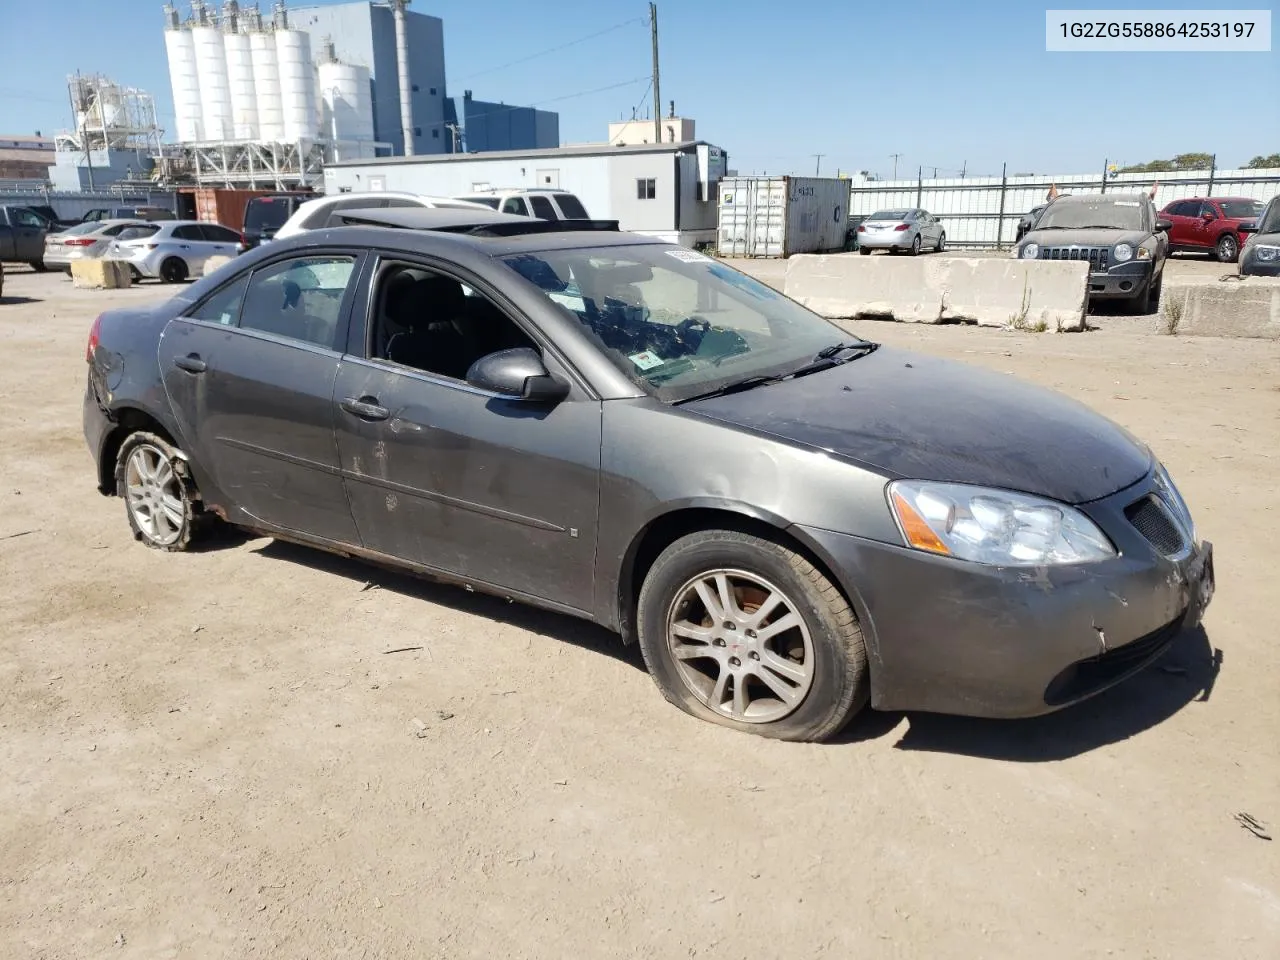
left=252, top=539, right=646, bottom=671
left=838, top=626, right=1222, bottom=761
left=0, top=296, right=42, bottom=306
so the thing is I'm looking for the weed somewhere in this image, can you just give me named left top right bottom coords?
left=1161, top=294, right=1186, bottom=335
left=1008, top=276, right=1031, bottom=330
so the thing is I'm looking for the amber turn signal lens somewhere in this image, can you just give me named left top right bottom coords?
left=892, top=490, right=952, bottom=556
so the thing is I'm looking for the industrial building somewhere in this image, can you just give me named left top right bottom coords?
left=455, top=91, right=558, bottom=154
left=607, top=107, right=695, bottom=146
left=323, top=140, right=729, bottom=247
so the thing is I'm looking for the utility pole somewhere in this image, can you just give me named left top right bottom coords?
left=890, top=152, right=902, bottom=180
left=649, top=3, right=661, bottom=145
left=71, top=71, right=95, bottom=191
left=813, top=153, right=824, bottom=176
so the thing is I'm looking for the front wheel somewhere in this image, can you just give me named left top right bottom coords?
left=1214, top=233, right=1238, bottom=263
left=636, top=530, right=870, bottom=742
left=936, top=232, right=946, bottom=252
left=117, top=432, right=205, bottom=551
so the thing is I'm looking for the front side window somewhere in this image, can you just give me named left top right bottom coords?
left=238, top=256, right=356, bottom=348
left=14, top=209, right=44, bottom=227
left=502, top=245, right=858, bottom=403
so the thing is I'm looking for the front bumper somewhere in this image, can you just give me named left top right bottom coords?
left=798, top=475, right=1213, bottom=718
left=1086, top=259, right=1156, bottom=300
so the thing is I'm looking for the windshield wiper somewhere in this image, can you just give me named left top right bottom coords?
left=676, top=342, right=878, bottom=403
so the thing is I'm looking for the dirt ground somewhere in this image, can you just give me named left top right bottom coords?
left=2, top=265, right=1278, bottom=959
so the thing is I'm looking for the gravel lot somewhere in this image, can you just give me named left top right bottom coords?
left=2, top=265, right=1278, bottom=959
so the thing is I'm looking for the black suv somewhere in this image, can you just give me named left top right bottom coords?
left=1013, top=193, right=1171, bottom=313
left=242, top=194, right=308, bottom=249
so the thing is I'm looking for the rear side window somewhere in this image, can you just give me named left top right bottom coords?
left=188, top=274, right=250, bottom=326
left=553, top=194, right=589, bottom=219
left=172, top=225, right=204, bottom=241
left=117, top=224, right=160, bottom=241
left=529, top=195, right=557, bottom=220
left=238, top=256, right=357, bottom=348
left=200, top=224, right=242, bottom=242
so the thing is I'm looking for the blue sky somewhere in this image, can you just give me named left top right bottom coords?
left=0, top=0, right=1276, bottom=178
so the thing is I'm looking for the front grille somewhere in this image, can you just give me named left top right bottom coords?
left=1040, top=245, right=1110, bottom=271
left=1125, top=495, right=1187, bottom=556
left=1043, top=615, right=1183, bottom=706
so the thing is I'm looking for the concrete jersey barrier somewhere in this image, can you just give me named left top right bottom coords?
left=71, top=259, right=132, bottom=290
left=1163, top=276, right=1280, bottom=339
left=783, top=254, right=1089, bottom=331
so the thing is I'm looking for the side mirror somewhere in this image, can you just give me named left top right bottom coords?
left=1155, top=219, right=1173, bottom=233
left=465, top=347, right=569, bottom=403
left=1238, top=220, right=1258, bottom=234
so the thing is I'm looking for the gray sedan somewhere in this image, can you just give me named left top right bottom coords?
left=82, top=208, right=1213, bottom=742
left=857, top=208, right=946, bottom=255
left=1238, top=196, right=1280, bottom=277
left=43, top=219, right=149, bottom=272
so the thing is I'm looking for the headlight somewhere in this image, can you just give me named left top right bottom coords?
left=1255, top=244, right=1280, bottom=262
left=1021, top=243, right=1039, bottom=260
left=1113, top=243, right=1134, bottom=262
left=1153, top=462, right=1195, bottom=542
left=887, top=480, right=1116, bottom=566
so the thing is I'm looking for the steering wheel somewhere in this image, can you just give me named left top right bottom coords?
left=677, top=316, right=712, bottom=337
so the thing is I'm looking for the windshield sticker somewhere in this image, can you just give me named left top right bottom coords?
left=1113, top=201, right=1140, bottom=206
left=629, top=350, right=665, bottom=371
left=666, top=248, right=713, bottom=263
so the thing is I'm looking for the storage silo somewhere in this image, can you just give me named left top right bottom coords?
left=223, top=29, right=259, bottom=140
left=163, top=10, right=203, bottom=142
left=319, top=60, right=375, bottom=143
left=192, top=24, right=233, bottom=141
left=249, top=30, right=284, bottom=141
left=275, top=27, right=317, bottom=141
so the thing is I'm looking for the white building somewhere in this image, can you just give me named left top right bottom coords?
left=607, top=115, right=695, bottom=147
left=323, top=140, right=729, bottom=247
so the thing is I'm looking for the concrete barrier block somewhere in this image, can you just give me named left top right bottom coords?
left=1163, top=277, right=1280, bottom=339
left=71, top=259, right=132, bottom=290
left=784, top=254, right=1089, bottom=331
left=202, top=255, right=234, bottom=277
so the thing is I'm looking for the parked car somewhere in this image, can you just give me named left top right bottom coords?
left=0, top=204, right=52, bottom=270
left=1014, top=192, right=1171, bottom=313
left=82, top=206, right=1213, bottom=742
left=271, top=191, right=489, bottom=243
left=106, top=220, right=245, bottom=283
left=856, top=208, right=945, bottom=255
left=1159, top=196, right=1263, bottom=263
left=43, top=219, right=149, bottom=272
left=82, top=206, right=176, bottom=224
left=242, top=194, right=312, bottom=249
left=453, top=188, right=591, bottom=221
left=1237, top=196, right=1280, bottom=277
left=1016, top=204, right=1047, bottom=243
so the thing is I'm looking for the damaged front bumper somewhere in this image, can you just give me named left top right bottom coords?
left=798, top=475, right=1214, bottom=718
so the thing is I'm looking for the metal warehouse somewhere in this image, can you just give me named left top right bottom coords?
left=322, top=140, right=729, bottom=247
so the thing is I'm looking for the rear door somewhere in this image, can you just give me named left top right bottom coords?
left=1163, top=200, right=1198, bottom=249
left=169, top=224, right=208, bottom=271
left=158, top=250, right=366, bottom=542
left=198, top=223, right=242, bottom=258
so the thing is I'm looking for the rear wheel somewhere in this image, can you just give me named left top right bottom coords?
left=1214, top=233, right=1239, bottom=263
left=160, top=257, right=188, bottom=283
left=909, top=235, right=922, bottom=256
left=636, top=530, right=870, bottom=742
left=117, top=432, right=206, bottom=552
left=859, top=247, right=872, bottom=256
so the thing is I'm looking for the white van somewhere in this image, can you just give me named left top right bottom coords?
left=452, top=188, right=591, bottom=221
left=272, top=191, right=490, bottom=241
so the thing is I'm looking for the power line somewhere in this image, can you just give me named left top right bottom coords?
left=410, top=76, right=652, bottom=136
left=454, top=16, right=648, bottom=83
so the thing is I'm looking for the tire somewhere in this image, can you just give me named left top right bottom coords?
left=1214, top=233, right=1239, bottom=263
left=936, top=232, right=946, bottom=253
left=909, top=235, right=922, bottom=256
left=636, top=530, right=870, bottom=742
left=160, top=257, right=189, bottom=283
left=1146, top=273, right=1163, bottom=313
left=30, top=259, right=47, bottom=272
left=116, top=431, right=206, bottom=552
left=859, top=247, right=872, bottom=256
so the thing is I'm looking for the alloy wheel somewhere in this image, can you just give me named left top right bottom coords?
left=665, top=569, right=815, bottom=723
left=124, top=443, right=186, bottom=547
left=1217, top=235, right=1237, bottom=262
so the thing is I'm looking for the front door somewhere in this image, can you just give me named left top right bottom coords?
left=158, top=251, right=365, bottom=543
left=332, top=259, right=601, bottom=612
left=11, top=208, right=46, bottom=261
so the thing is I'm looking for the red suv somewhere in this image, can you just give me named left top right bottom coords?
left=1159, top=196, right=1263, bottom=263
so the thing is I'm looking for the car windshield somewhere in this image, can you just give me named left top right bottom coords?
left=1219, top=200, right=1262, bottom=219
left=502, top=245, right=865, bottom=403
left=1036, top=198, right=1145, bottom=231
left=244, top=197, right=294, bottom=231
left=117, top=224, right=160, bottom=241
left=1258, top=199, right=1280, bottom=234
left=868, top=209, right=910, bottom=221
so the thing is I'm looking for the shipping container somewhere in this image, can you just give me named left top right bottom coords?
left=177, top=187, right=313, bottom=233
left=717, top=176, right=850, bottom=258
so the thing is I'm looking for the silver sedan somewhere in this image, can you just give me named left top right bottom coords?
left=857, top=208, right=946, bottom=255
left=43, top=219, right=149, bottom=272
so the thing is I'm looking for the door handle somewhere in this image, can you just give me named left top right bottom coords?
left=174, top=354, right=206, bottom=373
left=341, top=396, right=390, bottom=421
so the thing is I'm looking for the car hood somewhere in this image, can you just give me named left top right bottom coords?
left=1023, top=227, right=1150, bottom=247
left=683, top=347, right=1153, bottom=504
